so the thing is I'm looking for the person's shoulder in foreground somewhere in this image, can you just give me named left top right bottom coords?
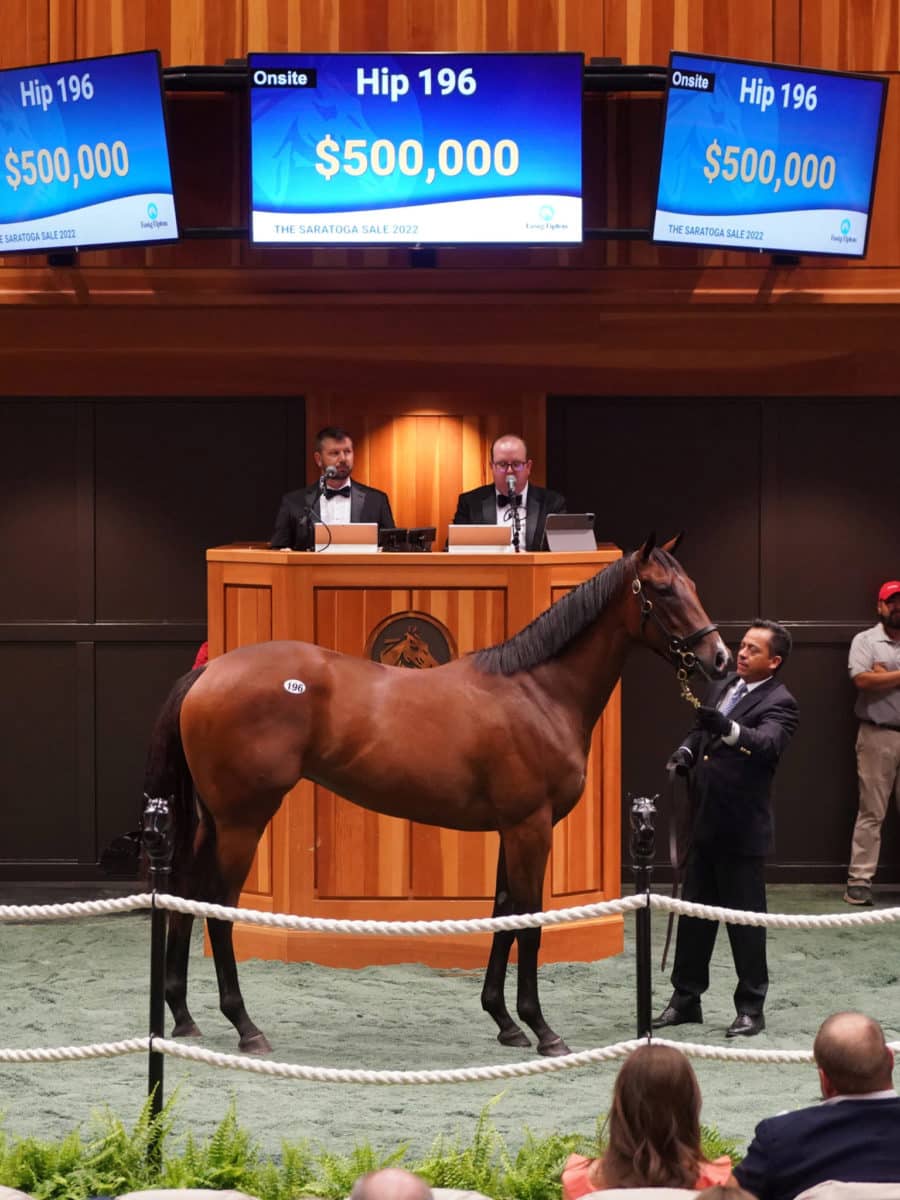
left=735, top=1011, right=900, bottom=1200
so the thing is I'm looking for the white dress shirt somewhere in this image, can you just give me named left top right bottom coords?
left=320, top=484, right=352, bottom=524
left=495, top=482, right=529, bottom=544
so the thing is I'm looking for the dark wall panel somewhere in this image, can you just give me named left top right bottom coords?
left=94, top=399, right=298, bottom=621
left=4, top=396, right=306, bottom=878
left=548, top=397, right=762, bottom=620
left=771, top=400, right=899, bottom=620
left=0, top=402, right=80, bottom=621
left=0, top=644, right=79, bottom=860
left=95, top=642, right=201, bottom=855
left=549, top=394, right=900, bottom=882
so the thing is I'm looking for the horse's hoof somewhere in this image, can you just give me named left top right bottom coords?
left=498, top=1027, right=532, bottom=1048
left=538, top=1035, right=572, bottom=1057
left=239, top=1031, right=272, bottom=1056
left=171, top=1021, right=202, bottom=1039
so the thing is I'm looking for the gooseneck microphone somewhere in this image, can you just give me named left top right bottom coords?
left=506, top=472, right=522, bottom=553
left=320, top=464, right=338, bottom=493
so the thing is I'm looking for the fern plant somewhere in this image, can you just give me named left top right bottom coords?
left=0, top=1094, right=744, bottom=1200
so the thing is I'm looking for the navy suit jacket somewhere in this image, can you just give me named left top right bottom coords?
left=270, top=481, right=395, bottom=550
left=734, top=1096, right=900, bottom=1200
left=681, top=673, right=799, bottom=856
left=451, top=483, right=566, bottom=552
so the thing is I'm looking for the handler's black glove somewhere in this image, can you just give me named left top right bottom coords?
left=665, top=747, right=693, bottom=775
left=696, top=705, right=733, bottom=736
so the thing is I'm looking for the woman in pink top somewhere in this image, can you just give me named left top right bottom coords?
left=561, top=1044, right=735, bottom=1196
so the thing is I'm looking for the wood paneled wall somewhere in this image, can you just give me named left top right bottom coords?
left=306, top=393, right=546, bottom=532
left=1, top=0, right=899, bottom=277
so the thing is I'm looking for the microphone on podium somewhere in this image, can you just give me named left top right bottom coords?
left=506, top=472, right=516, bottom=501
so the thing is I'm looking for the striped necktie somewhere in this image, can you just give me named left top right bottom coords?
left=719, top=680, right=747, bottom=716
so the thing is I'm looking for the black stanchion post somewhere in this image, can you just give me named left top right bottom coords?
left=629, top=795, right=657, bottom=1039
left=142, top=794, right=174, bottom=1163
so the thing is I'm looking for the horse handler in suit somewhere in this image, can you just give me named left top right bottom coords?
left=451, top=433, right=565, bottom=552
left=653, top=618, right=799, bottom=1038
left=270, top=426, right=395, bottom=551
left=735, top=1011, right=900, bottom=1200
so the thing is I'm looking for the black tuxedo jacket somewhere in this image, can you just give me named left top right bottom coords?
left=451, top=483, right=566, bottom=552
left=681, top=673, right=799, bottom=856
left=735, top=1095, right=900, bottom=1200
left=269, top=481, right=395, bottom=550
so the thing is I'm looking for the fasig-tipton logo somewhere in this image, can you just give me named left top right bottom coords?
left=669, top=67, right=716, bottom=92
left=526, top=202, right=568, bottom=232
left=832, top=216, right=858, bottom=247
left=365, top=611, right=457, bottom=669
left=140, top=201, right=170, bottom=232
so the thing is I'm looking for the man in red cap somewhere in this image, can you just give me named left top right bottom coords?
left=844, top=580, right=900, bottom=905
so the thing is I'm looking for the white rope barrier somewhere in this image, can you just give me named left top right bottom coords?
left=151, top=892, right=648, bottom=933
left=4, top=890, right=900, bottom=1088
left=7, top=1033, right=900, bottom=1081
left=0, top=1039, right=149, bottom=1064
left=648, top=894, right=900, bottom=929
left=0, top=894, right=154, bottom=922
left=4, top=890, right=897, bottom=934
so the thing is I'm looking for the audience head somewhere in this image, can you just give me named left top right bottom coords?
left=314, top=426, right=355, bottom=483
left=350, top=1168, right=433, bottom=1200
left=490, top=433, right=532, bottom=496
left=813, top=1011, right=894, bottom=1098
left=602, top=1043, right=703, bottom=1188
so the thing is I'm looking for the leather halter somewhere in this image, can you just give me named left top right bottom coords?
left=632, top=574, right=718, bottom=676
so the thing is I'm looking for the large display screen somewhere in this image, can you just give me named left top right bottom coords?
left=0, top=50, right=177, bottom=254
left=248, top=52, right=583, bottom=245
left=653, top=52, right=886, bottom=257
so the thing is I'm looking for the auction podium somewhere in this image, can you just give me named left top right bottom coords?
left=206, top=544, right=623, bottom=967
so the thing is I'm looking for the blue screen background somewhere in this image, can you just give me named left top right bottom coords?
left=249, top=52, right=583, bottom=214
left=656, top=53, right=885, bottom=218
left=0, top=50, right=175, bottom=223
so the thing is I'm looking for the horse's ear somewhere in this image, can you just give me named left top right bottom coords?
left=661, top=532, right=684, bottom=557
left=638, top=532, right=656, bottom=562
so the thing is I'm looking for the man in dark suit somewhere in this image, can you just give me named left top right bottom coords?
left=735, top=1011, right=900, bottom=1200
left=270, top=426, right=395, bottom=550
left=451, top=433, right=566, bottom=552
left=653, top=618, right=799, bottom=1037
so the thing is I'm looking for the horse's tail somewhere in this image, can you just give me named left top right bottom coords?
left=143, top=667, right=206, bottom=882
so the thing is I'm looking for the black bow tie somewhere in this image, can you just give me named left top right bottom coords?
left=497, top=493, right=521, bottom=507
left=323, top=485, right=351, bottom=499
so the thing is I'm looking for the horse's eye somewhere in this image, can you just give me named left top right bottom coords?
left=655, top=585, right=675, bottom=598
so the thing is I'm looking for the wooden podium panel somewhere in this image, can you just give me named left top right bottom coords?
left=206, top=545, right=623, bottom=967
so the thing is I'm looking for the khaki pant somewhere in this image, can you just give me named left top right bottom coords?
left=848, top=722, right=900, bottom=885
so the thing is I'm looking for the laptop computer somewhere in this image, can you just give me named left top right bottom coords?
left=543, top=513, right=597, bottom=552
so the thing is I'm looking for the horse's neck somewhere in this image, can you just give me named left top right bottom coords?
left=535, top=598, right=632, bottom=730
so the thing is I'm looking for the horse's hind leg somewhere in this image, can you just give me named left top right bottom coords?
left=504, top=820, right=571, bottom=1057
left=205, top=820, right=278, bottom=1055
left=481, top=847, right=531, bottom=1048
left=166, top=911, right=202, bottom=1038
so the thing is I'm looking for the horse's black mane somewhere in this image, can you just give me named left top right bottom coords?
left=472, top=550, right=666, bottom=676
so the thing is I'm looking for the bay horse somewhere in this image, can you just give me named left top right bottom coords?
left=145, top=535, right=729, bottom=1057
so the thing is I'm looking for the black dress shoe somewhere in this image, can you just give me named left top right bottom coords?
left=651, top=1003, right=703, bottom=1029
left=726, top=1012, right=765, bottom=1038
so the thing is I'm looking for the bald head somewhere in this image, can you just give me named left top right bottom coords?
left=350, top=1169, right=433, bottom=1200
left=814, top=1011, right=894, bottom=1096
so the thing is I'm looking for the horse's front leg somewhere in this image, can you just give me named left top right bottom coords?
left=503, top=818, right=571, bottom=1057
left=481, top=847, right=531, bottom=1047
